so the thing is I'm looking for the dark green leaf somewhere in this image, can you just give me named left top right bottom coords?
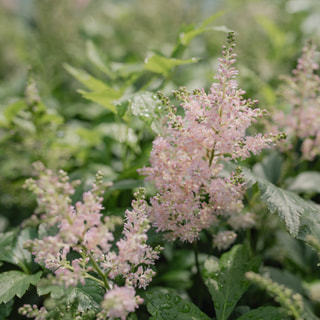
left=0, top=271, right=42, bottom=303
left=236, top=306, right=284, bottom=320
left=145, top=288, right=211, bottom=320
left=203, top=244, right=260, bottom=320
left=0, top=300, right=14, bottom=320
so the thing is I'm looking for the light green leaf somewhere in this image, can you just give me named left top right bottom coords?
left=144, top=55, right=200, bottom=77
left=79, top=88, right=123, bottom=114
left=203, top=244, right=260, bottom=320
left=145, top=288, right=211, bottom=320
left=242, top=168, right=320, bottom=237
left=236, top=306, right=284, bottom=320
left=286, top=171, right=320, bottom=194
left=0, top=271, right=42, bottom=303
left=3, top=100, right=26, bottom=123
left=86, top=41, right=114, bottom=79
left=178, top=11, right=227, bottom=46
left=64, top=64, right=109, bottom=92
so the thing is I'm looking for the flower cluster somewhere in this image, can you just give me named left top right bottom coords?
left=20, top=162, right=162, bottom=320
left=139, top=32, right=285, bottom=244
left=272, top=41, right=320, bottom=160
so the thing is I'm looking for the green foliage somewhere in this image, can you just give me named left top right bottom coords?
left=0, top=271, right=42, bottom=304
left=203, top=244, right=260, bottom=320
left=242, top=167, right=320, bottom=239
left=145, top=288, right=211, bottom=320
left=236, top=306, right=285, bottom=320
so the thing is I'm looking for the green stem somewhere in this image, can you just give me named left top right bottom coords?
left=88, top=252, right=110, bottom=290
left=193, top=241, right=201, bottom=276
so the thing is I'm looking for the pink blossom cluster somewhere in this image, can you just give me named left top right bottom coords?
left=21, top=162, right=162, bottom=320
left=139, top=32, right=285, bottom=244
left=272, top=41, right=320, bottom=160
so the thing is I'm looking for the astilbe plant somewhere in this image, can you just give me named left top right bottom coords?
left=19, top=162, right=162, bottom=320
left=139, top=32, right=285, bottom=246
left=272, top=41, right=320, bottom=161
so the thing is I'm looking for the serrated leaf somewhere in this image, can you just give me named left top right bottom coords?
left=0, top=228, right=36, bottom=272
left=242, top=168, right=320, bottom=237
left=0, top=271, right=42, bottom=303
left=66, top=280, right=105, bottom=313
left=145, top=288, right=211, bottom=320
left=128, top=91, right=163, bottom=125
left=37, top=278, right=65, bottom=298
left=286, top=171, right=320, bottom=194
left=236, top=306, right=284, bottom=320
left=203, top=244, right=260, bottom=320
left=144, top=55, right=199, bottom=77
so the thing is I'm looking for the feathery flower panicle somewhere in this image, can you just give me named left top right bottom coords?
left=272, top=41, right=320, bottom=160
left=21, top=163, right=162, bottom=320
left=139, top=32, right=284, bottom=244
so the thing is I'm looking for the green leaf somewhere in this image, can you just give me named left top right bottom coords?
left=177, top=12, right=227, bottom=47
left=0, top=271, right=42, bottom=303
left=86, top=41, right=114, bottom=79
left=3, top=100, right=26, bottom=123
left=242, top=168, right=320, bottom=238
left=64, top=64, right=109, bottom=92
left=252, top=151, right=283, bottom=184
left=79, top=88, right=123, bottom=115
left=144, top=55, right=200, bottom=77
left=236, top=306, right=284, bottom=320
left=66, top=280, right=105, bottom=313
left=203, top=244, right=260, bottom=320
left=286, top=171, right=320, bottom=194
left=0, top=228, right=36, bottom=273
left=145, top=288, right=211, bottom=320
left=0, top=300, right=14, bottom=320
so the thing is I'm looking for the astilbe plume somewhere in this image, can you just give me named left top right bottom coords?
left=272, top=41, right=320, bottom=160
left=139, top=32, right=285, bottom=245
left=19, top=162, right=162, bottom=320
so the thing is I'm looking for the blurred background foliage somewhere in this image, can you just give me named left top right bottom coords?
left=0, top=0, right=320, bottom=230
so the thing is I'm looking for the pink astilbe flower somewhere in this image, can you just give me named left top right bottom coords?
left=22, top=164, right=162, bottom=319
left=97, top=286, right=143, bottom=320
left=272, top=41, right=320, bottom=160
left=139, top=32, right=285, bottom=243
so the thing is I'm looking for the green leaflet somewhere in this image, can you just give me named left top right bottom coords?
left=202, top=244, right=260, bottom=320
left=0, top=271, right=42, bottom=303
left=242, top=168, right=320, bottom=239
left=0, top=228, right=37, bottom=273
left=236, top=306, right=285, bottom=320
left=145, top=288, right=211, bottom=320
